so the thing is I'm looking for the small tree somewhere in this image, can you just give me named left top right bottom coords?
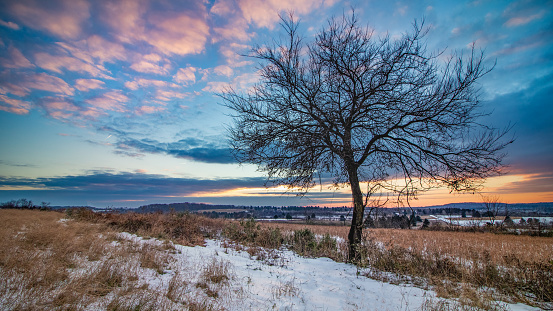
left=421, top=218, right=430, bottom=229
left=482, top=195, right=504, bottom=226
left=223, top=13, right=512, bottom=261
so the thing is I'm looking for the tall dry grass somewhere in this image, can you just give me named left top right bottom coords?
left=0, top=209, right=181, bottom=310
left=5, top=208, right=550, bottom=310
left=256, top=221, right=553, bottom=308
left=66, top=207, right=227, bottom=246
left=259, top=222, right=553, bottom=266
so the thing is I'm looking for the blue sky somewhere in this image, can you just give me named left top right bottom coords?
left=0, top=0, right=552, bottom=208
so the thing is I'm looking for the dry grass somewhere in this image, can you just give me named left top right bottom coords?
left=256, top=220, right=553, bottom=308
left=3, top=208, right=551, bottom=310
left=66, top=207, right=227, bottom=246
left=0, top=209, right=182, bottom=310
left=259, top=221, right=350, bottom=239
left=259, top=222, right=553, bottom=266
left=362, top=228, right=553, bottom=266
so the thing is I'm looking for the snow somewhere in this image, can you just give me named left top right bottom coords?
left=429, top=215, right=553, bottom=227
left=116, top=232, right=540, bottom=311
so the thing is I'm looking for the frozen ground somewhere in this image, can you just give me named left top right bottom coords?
left=429, top=215, right=553, bottom=227
left=119, top=233, right=539, bottom=311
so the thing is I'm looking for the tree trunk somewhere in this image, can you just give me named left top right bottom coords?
left=347, top=165, right=365, bottom=262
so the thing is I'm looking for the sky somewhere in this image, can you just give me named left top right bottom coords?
left=0, top=0, right=552, bottom=208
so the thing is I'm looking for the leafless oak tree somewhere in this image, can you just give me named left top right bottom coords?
left=221, top=13, right=512, bottom=261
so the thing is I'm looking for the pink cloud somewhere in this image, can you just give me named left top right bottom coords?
left=1, top=46, right=34, bottom=69
left=57, top=35, right=127, bottom=65
left=504, top=11, right=545, bottom=27
left=237, top=0, right=326, bottom=29
left=202, top=81, right=229, bottom=93
left=214, top=65, right=233, bottom=77
left=0, top=95, right=31, bottom=114
left=86, top=91, right=129, bottom=112
left=156, top=90, right=190, bottom=101
left=101, top=0, right=147, bottom=44
left=137, top=105, right=166, bottom=114
left=101, top=0, right=209, bottom=56
left=8, top=0, right=90, bottom=39
left=0, top=83, right=30, bottom=97
left=22, top=73, right=74, bottom=96
left=124, top=78, right=175, bottom=90
left=212, top=18, right=251, bottom=42
left=210, top=1, right=251, bottom=42
left=75, top=79, right=105, bottom=92
left=130, top=54, right=171, bottom=75
left=0, top=19, right=20, bottom=30
left=147, top=14, right=209, bottom=56
left=34, top=52, right=112, bottom=79
left=219, top=43, right=251, bottom=67
left=174, top=67, right=197, bottom=85
left=39, top=97, right=104, bottom=122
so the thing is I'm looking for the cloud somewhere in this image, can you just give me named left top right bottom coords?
left=100, top=0, right=147, bottom=44
left=213, top=16, right=251, bottom=43
left=114, top=137, right=235, bottom=164
left=75, top=79, right=105, bottom=92
left=85, top=90, right=129, bottom=112
left=130, top=54, right=171, bottom=75
left=504, top=11, right=545, bottom=27
left=236, top=0, right=327, bottom=29
left=34, top=52, right=112, bottom=79
left=57, top=35, right=128, bottom=65
left=136, top=105, right=166, bottom=114
left=7, top=0, right=90, bottom=39
left=155, top=90, right=190, bottom=101
left=0, top=82, right=30, bottom=97
left=21, top=72, right=74, bottom=96
left=0, top=170, right=266, bottom=198
left=493, top=31, right=551, bottom=56
left=146, top=13, right=209, bottom=56
left=39, top=97, right=84, bottom=120
left=219, top=42, right=251, bottom=67
left=124, top=78, right=174, bottom=90
left=0, top=94, right=31, bottom=114
left=101, top=0, right=209, bottom=56
left=174, top=67, right=197, bottom=85
left=0, top=19, right=20, bottom=30
left=395, top=4, right=408, bottom=16
left=494, top=172, right=553, bottom=195
left=202, top=81, right=230, bottom=93
left=213, top=65, right=233, bottom=77
left=203, top=72, right=258, bottom=93
left=0, top=46, right=34, bottom=68
left=484, top=74, right=553, bottom=176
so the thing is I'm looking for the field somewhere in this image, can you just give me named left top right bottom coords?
left=258, top=221, right=553, bottom=265
left=1, top=208, right=552, bottom=310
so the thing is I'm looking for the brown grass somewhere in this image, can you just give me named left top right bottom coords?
left=4, top=208, right=551, bottom=310
left=259, top=221, right=350, bottom=239
left=258, top=222, right=553, bottom=266
left=66, top=208, right=227, bottom=246
left=0, top=209, right=181, bottom=310
left=256, top=220, right=553, bottom=307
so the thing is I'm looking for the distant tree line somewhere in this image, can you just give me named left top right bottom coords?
left=0, top=199, right=50, bottom=210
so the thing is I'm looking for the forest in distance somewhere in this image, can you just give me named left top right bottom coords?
left=3, top=199, right=552, bottom=219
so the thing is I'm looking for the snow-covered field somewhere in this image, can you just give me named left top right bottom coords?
left=429, top=215, right=553, bottom=227
left=119, top=233, right=539, bottom=311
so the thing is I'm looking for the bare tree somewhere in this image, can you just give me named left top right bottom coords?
left=482, top=195, right=505, bottom=226
left=221, top=13, right=512, bottom=261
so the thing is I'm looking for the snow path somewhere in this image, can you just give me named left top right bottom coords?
left=119, top=233, right=539, bottom=311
